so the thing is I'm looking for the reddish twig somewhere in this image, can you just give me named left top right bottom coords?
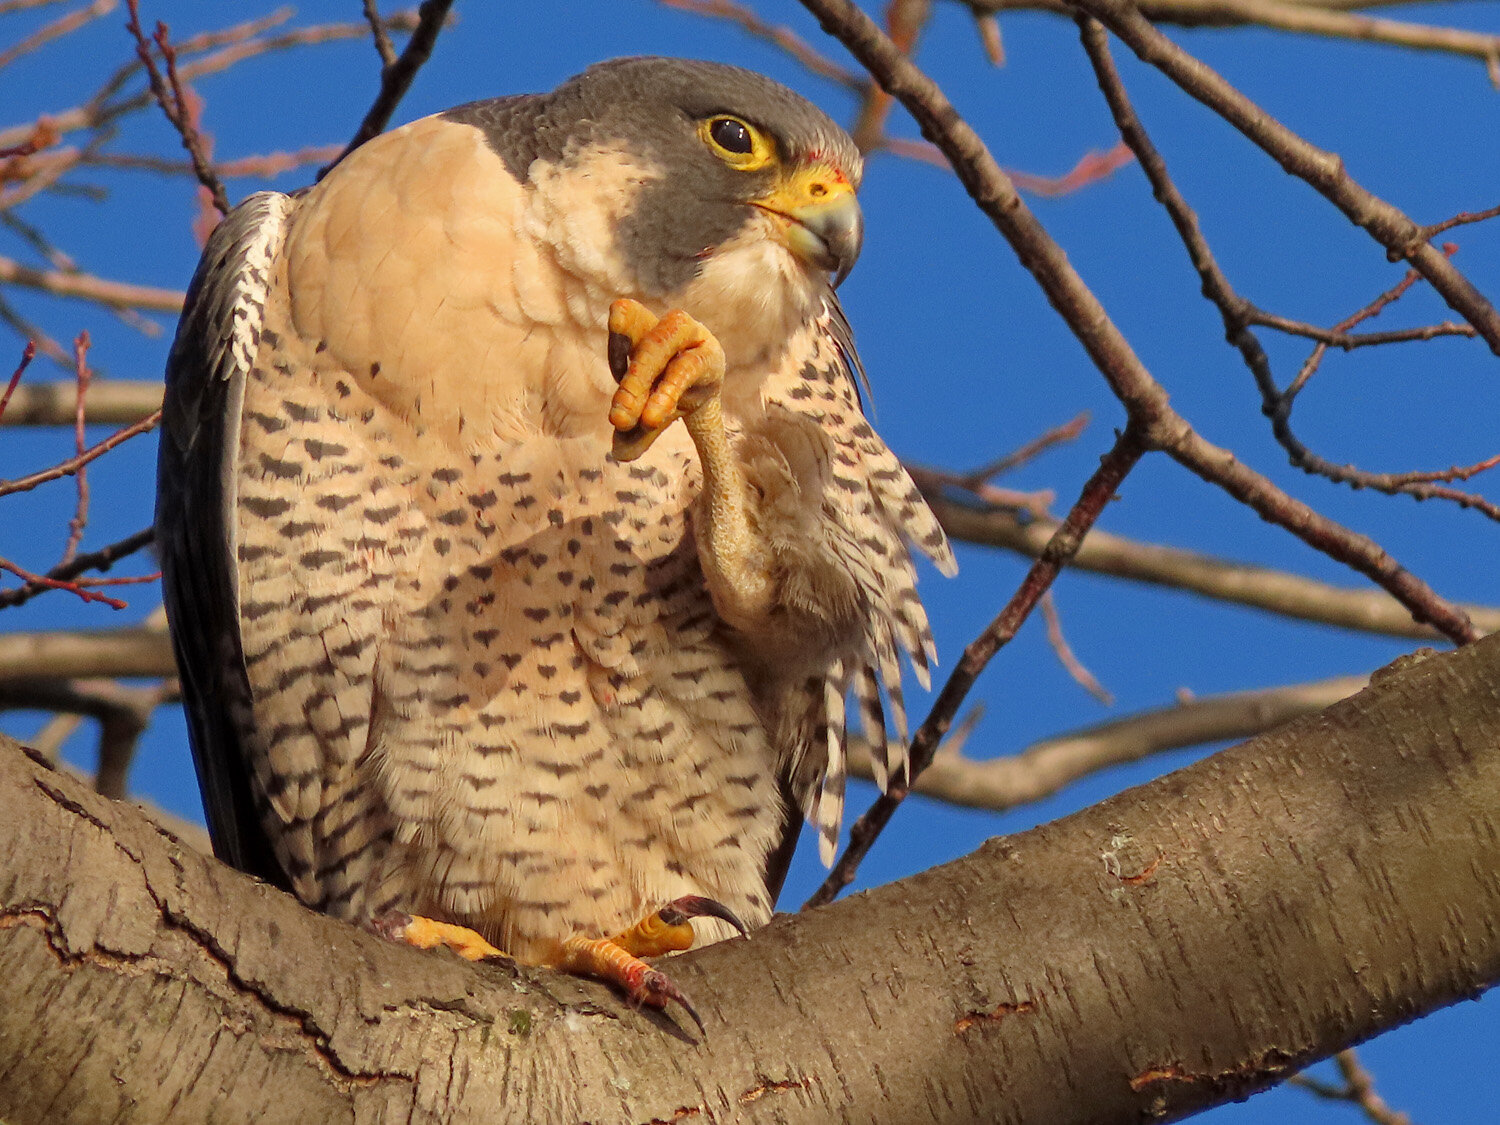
left=0, top=555, right=127, bottom=609
left=60, top=332, right=92, bottom=566
left=1421, top=201, right=1500, bottom=242
left=1040, top=590, right=1113, bottom=704
left=962, top=411, right=1089, bottom=487
left=851, top=0, right=932, bottom=152
left=123, top=0, right=231, bottom=217
left=0, top=408, right=160, bottom=498
left=0, top=526, right=154, bottom=610
left=0, top=339, right=35, bottom=419
left=805, top=425, right=1148, bottom=908
left=1008, top=140, right=1134, bottom=197
left=0, top=0, right=114, bottom=72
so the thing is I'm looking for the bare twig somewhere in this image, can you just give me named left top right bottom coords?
left=850, top=674, right=1368, bottom=810
left=1422, top=202, right=1500, bottom=241
left=1008, top=141, right=1134, bottom=196
left=0, top=675, right=174, bottom=798
left=325, top=0, right=456, bottom=174
left=0, top=0, right=114, bottom=72
left=1076, top=23, right=1500, bottom=522
left=59, top=331, right=92, bottom=566
left=0, top=338, right=34, bottom=419
left=362, top=0, right=398, bottom=66
left=0, top=526, right=154, bottom=610
left=1040, top=590, right=1113, bottom=704
left=124, top=0, right=231, bottom=217
left=806, top=424, right=1148, bottom=907
left=962, top=411, right=1089, bottom=487
left=1290, top=1049, right=1416, bottom=1125
left=0, top=555, right=127, bottom=608
left=963, top=0, right=1500, bottom=78
left=0, top=408, right=160, bottom=498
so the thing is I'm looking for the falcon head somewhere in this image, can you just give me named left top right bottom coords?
left=445, top=57, right=864, bottom=354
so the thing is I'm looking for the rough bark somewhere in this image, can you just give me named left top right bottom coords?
left=1, top=636, right=1498, bottom=1124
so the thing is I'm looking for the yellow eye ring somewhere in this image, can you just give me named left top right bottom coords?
left=699, top=115, right=776, bottom=171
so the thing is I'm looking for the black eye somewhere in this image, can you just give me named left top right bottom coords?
left=709, top=117, right=753, bottom=155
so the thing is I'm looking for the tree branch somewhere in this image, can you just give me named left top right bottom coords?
left=3, top=634, right=1499, bottom=1122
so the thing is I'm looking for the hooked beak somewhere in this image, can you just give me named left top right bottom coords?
left=754, top=168, right=863, bottom=289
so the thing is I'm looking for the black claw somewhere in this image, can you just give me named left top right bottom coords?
left=608, top=330, right=632, bottom=383
left=659, top=894, right=749, bottom=936
left=640, top=970, right=705, bottom=1035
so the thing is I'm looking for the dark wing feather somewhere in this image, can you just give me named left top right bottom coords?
left=155, top=192, right=292, bottom=887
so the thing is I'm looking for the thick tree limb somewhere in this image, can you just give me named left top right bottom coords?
left=3, top=636, right=1499, bottom=1123
left=0, top=627, right=174, bottom=679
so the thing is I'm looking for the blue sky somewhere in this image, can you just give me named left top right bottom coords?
left=2, top=1, right=1498, bottom=1118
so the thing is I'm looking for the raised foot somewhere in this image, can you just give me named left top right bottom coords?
left=607, top=298, right=725, bottom=462
left=370, top=909, right=505, bottom=962
left=561, top=896, right=750, bottom=1033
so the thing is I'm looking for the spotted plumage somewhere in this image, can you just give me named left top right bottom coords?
left=156, top=57, right=953, bottom=975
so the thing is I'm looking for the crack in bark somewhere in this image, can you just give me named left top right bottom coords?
left=28, top=768, right=421, bottom=1091
left=954, top=999, right=1038, bottom=1033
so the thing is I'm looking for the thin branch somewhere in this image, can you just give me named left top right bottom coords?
left=123, top=0, right=231, bottom=217
left=806, top=424, right=1148, bottom=908
left=0, top=408, right=160, bottom=498
left=324, top=0, right=456, bottom=175
left=0, top=556, right=127, bottom=608
left=961, top=411, right=1089, bottom=487
left=0, top=253, right=183, bottom=312
left=962, top=0, right=1500, bottom=79
left=850, top=675, right=1368, bottom=811
left=362, top=0, right=398, bottom=66
left=798, top=0, right=1477, bottom=646
left=1422, top=201, right=1500, bottom=241
left=1040, top=590, right=1113, bottom=704
left=59, top=331, right=92, bottom=566
left=1289, top=1049, right=1416, bottom=1125
left=0, top=10, right=423, bottom=152
left=0, top=674, right=175, bottom=799
left=0, top=0, right=114, bottom=73
left=0, top=339, right=34, bottom=419
left=0, top=526, right=154, bottom=610
left=1067, top=0, right=1500, bottom=352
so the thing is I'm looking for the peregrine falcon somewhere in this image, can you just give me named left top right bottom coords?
left=156, top=57, right=954, bottom=1020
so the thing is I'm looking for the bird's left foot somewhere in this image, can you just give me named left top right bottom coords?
left=558, top=895, right=748, bottom=1032
left=607, top=298, right=726, bottom=462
